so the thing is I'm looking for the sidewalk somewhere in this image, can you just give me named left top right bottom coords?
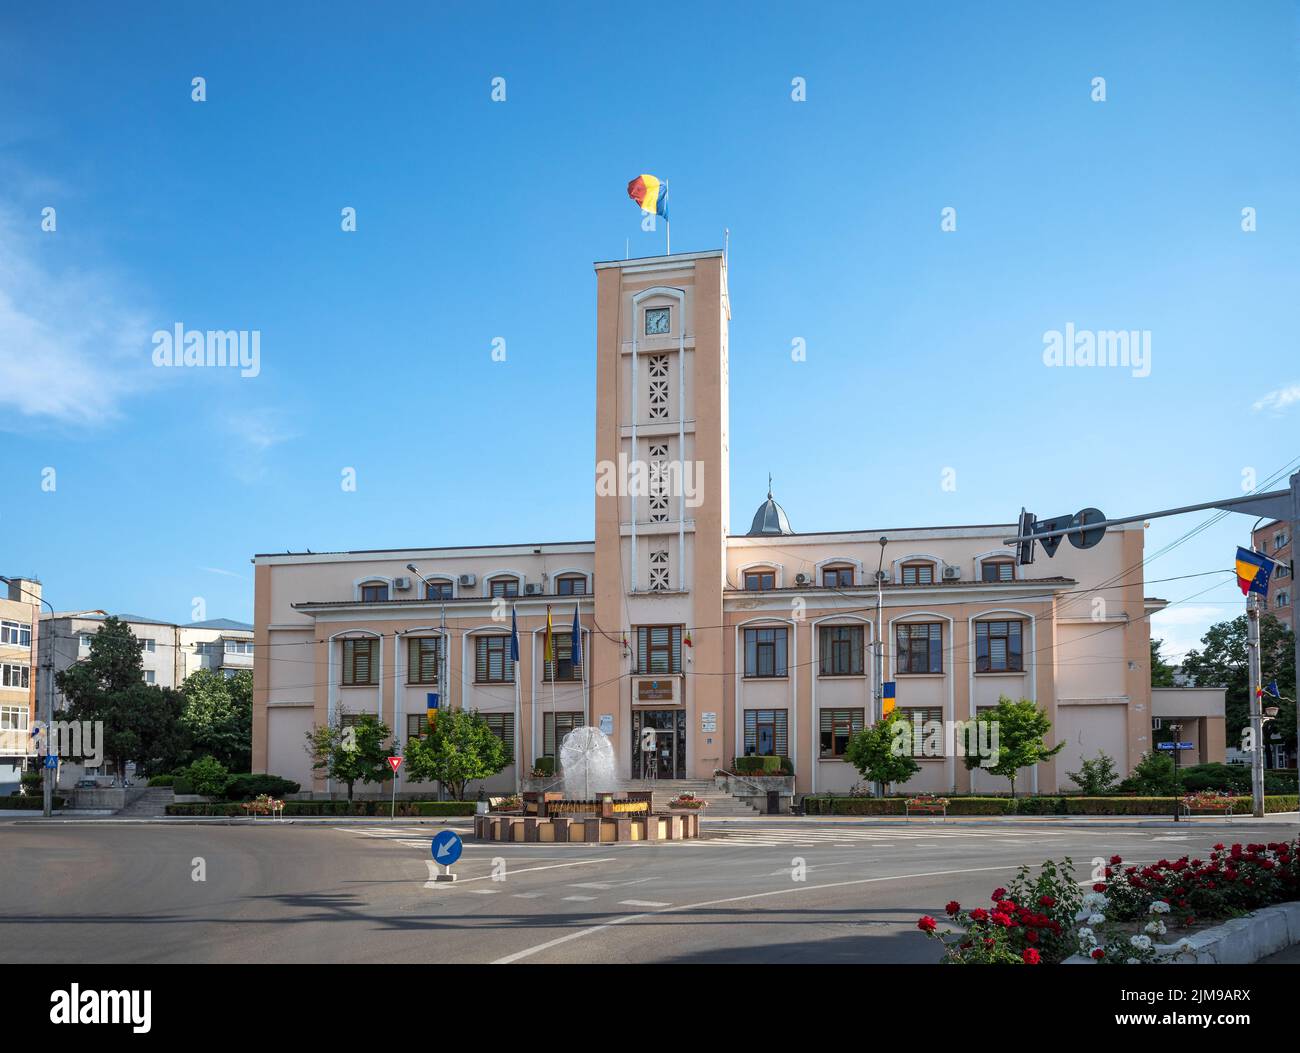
left=700, top=812, right=1300, bottom=829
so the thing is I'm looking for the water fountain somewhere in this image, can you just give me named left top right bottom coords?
left=559, top=725, right=617, bottom=800
left=473, top=723, right=700, bottom=843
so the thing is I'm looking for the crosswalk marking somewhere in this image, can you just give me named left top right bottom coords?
left=619, top=899, right=670, bottom=907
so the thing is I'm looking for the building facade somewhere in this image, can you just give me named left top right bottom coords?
left=0, top=577, right=41, bottom=790
left=1251, top=519, right=1293, bottom=631
left=253, top=250, right=1160, bottom=797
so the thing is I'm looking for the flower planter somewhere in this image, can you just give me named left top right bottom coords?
left=1065, top=901, right=1300, bottom=965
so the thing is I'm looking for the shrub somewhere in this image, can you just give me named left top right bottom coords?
left=147, top=774, right=176, bottom=787
left=164, top=798, right=478, bottom=817
left=734, top=755, right=781, bottom=775
left=5, top=795, right=66, bottom=809
left=222, top=773, right=301, bottom=801
left=1118, top=751, right=1181, bottom=796
left=1066, top=752, right=1120, bottom=795
left=1178, top=763, right=1250, bottom=794
left=185, top=756, right=231, bottom=798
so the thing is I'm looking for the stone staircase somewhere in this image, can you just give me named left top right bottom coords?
left=117, top=787, right=175, bottom=817
left=620, top=778, right=761, bottom=817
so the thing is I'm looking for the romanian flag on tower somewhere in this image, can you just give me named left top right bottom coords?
left=1235, top=547, right=1273, bottom=597
left=627, top=174, right=668, bottom=217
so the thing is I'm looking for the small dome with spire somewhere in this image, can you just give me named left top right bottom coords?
left=747, top=476, right=794, bottom=536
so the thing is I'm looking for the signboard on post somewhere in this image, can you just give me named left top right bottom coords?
left=882, top=682, right=896, bottom=718
left=387, top=756, right=403, bottom=773
left=1156, top=742, right=1194, bottom=751
left=430, top=830, right=462, bottom=882
left=387, top=755, right=402, bottom=818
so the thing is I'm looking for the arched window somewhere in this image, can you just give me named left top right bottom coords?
left=488, top=575, right=520, bottom=598
left=980, top=559, right=1015, bottom=583
left=359, top=580, right=389, bottom=603
left=821, top=564, right=855, bottom=588
left=555, top=574, right=588, bottom=596
left=900, top=561, right=936, bottom=586
left=424, top=579, right=454, bottom=600
left=743, top=567, right=777, bottom=591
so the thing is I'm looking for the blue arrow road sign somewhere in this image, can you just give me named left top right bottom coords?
left=431, top=829, right=463, bottom=866
left=43, top=755, right=58, bottom=769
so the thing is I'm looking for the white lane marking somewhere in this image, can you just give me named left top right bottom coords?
left=493, top=863, right=1032, bottom=964
left=619, top=899, right=670, bottom=907
left=424, top=857, right=617, bottom=889
left=470, top=889, right=501, bottom=895
left=570, top=882, right=614, bottom=890
left=563, top=895, right=598, bottom=902
left=513, top=893, right=544, bottom=899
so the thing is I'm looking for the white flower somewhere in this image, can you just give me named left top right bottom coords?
left=1144, top=920, right=1167, bottom=936
left=1088, top=913, right=1106, bottom=926
left=1130, top=934, right=1152, bottom=950
left=1126, top=957, right=1139, bottom=964
left=1077, top=927, right=1097, bottom=949
left=1081, top=892, right=1110, bottom=911
left=1149, top=900, right=1171, bottom=914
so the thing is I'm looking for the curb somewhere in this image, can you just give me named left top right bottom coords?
left=1065, top=901, right=1300, bottom=965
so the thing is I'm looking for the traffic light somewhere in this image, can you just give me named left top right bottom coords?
left=1016, top=509, right=1035, bottom=566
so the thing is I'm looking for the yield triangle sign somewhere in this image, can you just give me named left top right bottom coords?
left=387, top=756, right=403, bottom=773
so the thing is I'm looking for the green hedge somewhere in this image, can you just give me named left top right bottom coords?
left=734, top=756, right=781, bottom=775
left=799, top=794, right=1300, bottom=816
left=165, top=799, right=477, bottom=817
left=223, top=774, right=301, bottom=801
left=4, top=795, right=67, bottom=809
left=147, top=774, right=176, bottom=787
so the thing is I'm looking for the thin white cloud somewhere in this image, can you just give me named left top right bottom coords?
left=1150, top=603, right=1237, bottom=663
left=219, top=408, right=298, bottom=483
left=0, top=209, right=153, bottom=426
left=1252, top=384, right=1300, bottom=414
left=200, top=566, right=246, bottom=580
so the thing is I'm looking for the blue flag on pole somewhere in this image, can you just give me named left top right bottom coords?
left=509, top=606, right=519, bottom=663
left=1265, top=680, right=1281, bottom=698
left=571, top=605, right=582, bottom=666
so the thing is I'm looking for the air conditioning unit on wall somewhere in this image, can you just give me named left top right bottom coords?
left=459, top=573, right=476, bottom=587
left=392, top=576, right=412, bottom=591
left=942, top=565, right=961, bottom=581
left=524, top=583, right=544, bottom=595
left=874, top=570, right=891, bottom=584
left=795, top=572, right=811, bottom=585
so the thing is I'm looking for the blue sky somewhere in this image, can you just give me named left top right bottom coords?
left=1, top=0, right=1297, bottom=660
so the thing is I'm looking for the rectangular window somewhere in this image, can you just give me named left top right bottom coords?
left=0, top=621, right=31, bottom=647
left=819, top=625, right=864, bottom=676
left=975, top=620, right=1023, bottom=673
left=744, top=570, right=775, bottom=591
left=542, top=632, right=581, bottom=681
left=483, top=713, right=515, bottom=763
left=407, top=713, right=428, bottom=740
left=543, top=711, right=583, bottom=758
left=899, top=706, right=944, bottom=725
left=140, top=639, right=156, bottom=653
left=556, top=576, right=587, bottom=596
left=425, top=581, right=454, bottom=599
left=636, top=626, right=682, bottom=674
left=0, top=704, right=28, bottom=731
left=896, top=622, right=943, bottom=674
left=743, top=627, right=788, bottom=677
left=822, top=567, right=853, bottom=588
left=360, top=583, right=389, bottom=603
left=1, top=664, right=30, bottom=689
left=819, top=708, right=864, bottom=758
left=341, top=638, right=378, bottom=686
left=901, top=563, right=934, bottom=585
left=743, top=709, right=788, bottom=757
left=223, top=639, right=254, bottom=654
left=981, top=561, right=1014, bottom=582
left=489, top=578, right=519, bottom=598
left=143, top=670, right=156, bottom=684
left=407, top=637, right=441, bottom=684
left=80, top=634, right=93, bottom=648
left=475, top=635, right=514, bottom=683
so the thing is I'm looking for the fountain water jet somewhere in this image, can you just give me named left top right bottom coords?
left=559, top=726, right=617, bottom=800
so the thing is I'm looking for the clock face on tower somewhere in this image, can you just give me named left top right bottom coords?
left=645, top=307, right=670, bottom=335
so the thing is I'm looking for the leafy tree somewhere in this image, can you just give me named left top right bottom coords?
left=1150, top=638, right=1177, bottom=688
left=1065, top=750, right=1120, bottom=795
left=1118, top=750, right=1182, bottom=795
left=185, top=755, right=231, bottom=797
left=963, top=695, right=1064, bottom=798
left=1181, top=613, right=1296, bottom=745
left=304, top=709, right=392, bottom=800
left=845, top=711, right=920, bottom=794
left=55, top=618, right=186, bottom=779
left=180, top=668, right=252, bottom=771
left=404, top=708, right=508, bottom=800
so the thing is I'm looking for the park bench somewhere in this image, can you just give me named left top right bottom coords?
left=905, top=794, right=948, bottom=821
left=1180, top=793, right=1234, bottom=821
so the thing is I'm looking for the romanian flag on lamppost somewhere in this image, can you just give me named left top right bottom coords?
left=627, top=174, right=668, bottom=218
left=543, top=605, right=554, bottom=665
left=1235, top=546, right=1273, bottom=597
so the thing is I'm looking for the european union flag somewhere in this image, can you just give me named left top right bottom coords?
left=1235, top=547, right=1272, bottom=597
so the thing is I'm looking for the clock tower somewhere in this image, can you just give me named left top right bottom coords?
left=591, top=250, right=731, bottom=781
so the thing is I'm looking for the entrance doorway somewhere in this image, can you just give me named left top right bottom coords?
left=631, top=709, right=687, bottom=779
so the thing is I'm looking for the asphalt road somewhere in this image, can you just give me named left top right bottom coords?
left=4, top=817, right=1296, bottom=964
